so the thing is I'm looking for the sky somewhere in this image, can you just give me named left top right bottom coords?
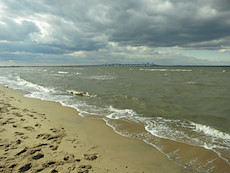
left=0, top=0, right=230, bottom=66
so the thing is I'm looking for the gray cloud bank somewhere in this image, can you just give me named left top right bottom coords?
left=0, top=0, right=230, bottom=65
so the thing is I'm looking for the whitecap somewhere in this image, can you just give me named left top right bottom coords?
left=16, top=76, right=54, bottom=93
left=87, top=75, right=115, bottom=80
left=58, top=71, right=68, bottom=74
left=186, top=81, right=197, bottom=84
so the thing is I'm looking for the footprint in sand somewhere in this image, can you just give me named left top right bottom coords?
left=0, top=128, right=6, bottom=132
left=30, top=148, right=41, bottom=154
left=23, top=109, right=29, bottom=112
left=9, top=163, right=17, bottom=169
left=13, top=112, right=23, bottom=117
left=51, top=169, right=58, bottom=173
left=15, top=147, right=27, bottom=156
left=23, top=126, right=35, bottom=131
left=18, top=163, right=32, bottom=172
left=35, top=143, right=48, bottom=148
left=63, top=153, right=75, bottom=162
left=84, top=154, right=98, bottom=161
left=16, top=139, right=22, bottom=144
left=37, top=133, right=52, bottom=140
left=28, top=114, right=34, bottom=118
left=78, top=165, right=92, bottom=173
left=50, top=128, right=61, bottom=133
left=32, top=153, right=44, bottom=160
left=35, top=123, right=41, bottom=127
left=15, top=132, right=24, bottom=136
left=42, top=161, right=56, bottom=168
left=49, top=145, right=58, bottom=151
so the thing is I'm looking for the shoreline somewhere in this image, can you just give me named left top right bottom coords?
left=0, top=85, right=184, bottom=173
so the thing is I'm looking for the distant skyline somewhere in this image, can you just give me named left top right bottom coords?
left=0, top=0, right=230, bottom=66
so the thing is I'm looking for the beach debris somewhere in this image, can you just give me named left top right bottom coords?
left=68, top=90, right=90, bottom=97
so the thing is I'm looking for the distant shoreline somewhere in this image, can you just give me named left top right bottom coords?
left=1, top=64, right=230, bottom=68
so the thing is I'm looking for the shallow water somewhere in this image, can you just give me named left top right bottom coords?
left=0, top=66, right=229, bottom=172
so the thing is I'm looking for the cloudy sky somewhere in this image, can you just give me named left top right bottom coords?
left=0, top=0, right=230, bottom=66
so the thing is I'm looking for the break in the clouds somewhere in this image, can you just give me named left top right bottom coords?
left=0, top=0, right=230, bottom=65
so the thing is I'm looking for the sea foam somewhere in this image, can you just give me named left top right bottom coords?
left=107, top=106, right=138, bottom=119
left=191, top=122, right=230, bottom=140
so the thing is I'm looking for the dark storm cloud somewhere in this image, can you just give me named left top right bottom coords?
left=107, top=0, right=230, bottom=49
left=0, top=0, right=230, bottom=64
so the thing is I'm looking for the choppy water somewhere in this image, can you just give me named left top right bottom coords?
left=0, top=66, right=229, bottom=172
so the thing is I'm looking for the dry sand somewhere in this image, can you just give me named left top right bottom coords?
left=0, top=85, right=187, bottom=173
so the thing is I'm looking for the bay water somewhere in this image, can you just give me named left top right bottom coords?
left=0, top=66, right=229, bottom=172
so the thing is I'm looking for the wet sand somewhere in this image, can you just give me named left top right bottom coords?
left=104, top=116, right=230, bottom=172
left=0, top=84, right=186, bottom=173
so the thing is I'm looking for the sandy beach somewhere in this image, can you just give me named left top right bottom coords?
left=1, top=0, right=230, bottom=171
left=0, top=85, right=186, bottom=173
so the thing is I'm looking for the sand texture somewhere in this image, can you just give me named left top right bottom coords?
left=0, top=88, right=103, bottom=173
